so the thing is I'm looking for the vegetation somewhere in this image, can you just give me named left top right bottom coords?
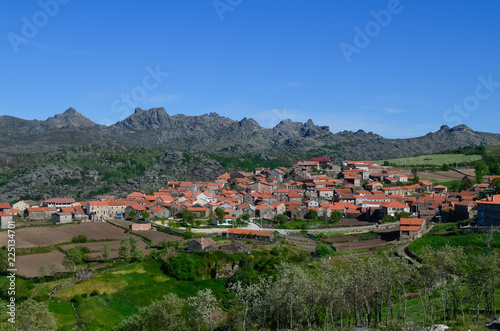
left=381, top=153, right=482, bottom=167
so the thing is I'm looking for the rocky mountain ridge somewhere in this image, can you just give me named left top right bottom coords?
left=2, top=107, right=500, bottom=160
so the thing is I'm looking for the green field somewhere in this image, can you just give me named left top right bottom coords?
left=409, top=223, right=500, bottom=255
left=381, top=153, right=482, bottom=166
left=48, top=258, right=229, bottom=330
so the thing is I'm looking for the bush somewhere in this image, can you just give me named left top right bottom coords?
left=72, top=235, right=88, bottom=243
left=71, top=294, right=83, bottom=303
left=82, top=293, right=88, bottom=298
left=314, top=243, right=336, bottom=257
left=90, top=290, right=99, bottom=296
left=164, top=254, right=196, bottom=281
left=80, top=246, right=91, bottom=254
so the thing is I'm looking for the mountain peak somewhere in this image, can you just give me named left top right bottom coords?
left=46, top=108, right=98, bottom=129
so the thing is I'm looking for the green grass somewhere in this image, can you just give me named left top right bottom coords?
left=485, top=145, right=500, bottom=158
left=381, top=153, right=482, bottom=166
left=409, top=224, right=500, bottom=255
left=49, top=258, right=229, bottom=329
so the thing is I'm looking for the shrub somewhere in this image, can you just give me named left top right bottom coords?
left=314, top=243, right=336, bottom=257
left=90, top=290, right=99, bottom=296
left=71, top=294, right=83, bottom=303
left=71, top=235, right=88, bottom=243
left=80, top=246, right=91, bottom=254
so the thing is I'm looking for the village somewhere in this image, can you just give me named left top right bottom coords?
left=1, top=157, right=499, bottom=243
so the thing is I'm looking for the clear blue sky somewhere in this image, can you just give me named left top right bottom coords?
left=1, top=0, right=499, bottom=138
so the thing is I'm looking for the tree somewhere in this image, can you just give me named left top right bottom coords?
left=141, top=211, right=150, bottom=219
left=474, top=161, right=489, bottom=183
left=119, top=237, right=143, bottom=261
left=315, top=243, right=335, bottom=257
left=306, top=209, right=318, bottom=220
left=66, top=247, right=87, bottom=265
left=16, top=299, right=57, bottom=331
left=272, top=214, right=289, bottom=224
left=118, top=237, right=132, bottom=260
left=215, top=208, right=226, bottom=221
left=128, top=210, right=137, bottom=220
left=460, top=175, right=473, bottom=191
left=37, top=266, right=47, bottom=278
left=71, top=235, right=87, bottom=243
left=0, top=246, right=9, bottom=273
left=490, top=177, right=500, bottom=194
left=411, top=166, right=418, bottom=178
left=0, top=299, right=13, bottom=330
left=187, top=289, right=218, bottom=331
left=182, top=209, right=196, bottom=224
left=116, top=293, right=186, bottom=331
left=101, top=244, right=110, bottom=260
left=329, top=210, right=343, bottom=224
left=241, top=214, right=250, bottom=221
left=48, top=264, right=60, bottom=279
left=62, top=256, right=76, bottom=273
left=165, top=253, right=196, bottom=281
left=442, top=163, right=450, bottom=171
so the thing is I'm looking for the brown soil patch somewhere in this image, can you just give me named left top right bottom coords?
left=16, top=251, right=65, bottom=278
left=0, top=222, right=130, bottom=248
left=285, top=235, right=317, bottom=252
left=108, top=220, right=182, bottom=243
left=417, top=169, right=475, bottom=181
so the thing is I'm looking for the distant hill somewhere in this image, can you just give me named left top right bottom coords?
left=2, top=107, right=500, bottom=160
left=0, top=107, right=499, bottom=202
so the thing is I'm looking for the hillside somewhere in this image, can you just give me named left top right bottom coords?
left=1, top=107, right=500, bottom=202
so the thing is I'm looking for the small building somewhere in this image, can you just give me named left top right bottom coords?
left=12, top=200, right=38, bottom=212
left=52, top=212, right=73, bottom=224
left=0, top=203, right=11, bottom=214
left=26, top=207, right=57, bottom=220
left=400, top=218, right=426, bottom=239
left=380, top=201, right=410, bottom=216
left=42, top=198, right=76, bottom=209
left=129, top=223, right=151, bottom=231
left=0, top=212, right=13, bottom=230
left=187, top=237, right=217, bottom=251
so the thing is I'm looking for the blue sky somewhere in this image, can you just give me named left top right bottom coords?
left=1, top=0, right=499, bottom=138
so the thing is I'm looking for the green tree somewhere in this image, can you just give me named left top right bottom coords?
left=165, top=253, right=196, bottom=281
left=101, top=244, right=111, bottom=260
left=71, top=235, right=88, bottom=243
left=241, top=213, right=250, bottom=221
left=306, top=209, right=318, bottom=220
left=315, top=243, right=336, bottom=257
left=182, top=209, right=196, bottom=223
left=329, top=210, right=343, bottom=224
left=215, top=208, right=226, bottom=221
left=16, top=299, right=57, bottom=331
left=0, top=299, right=13, bottom=330
left=474, top=161, right=489, bottom=183
left=442, top=163, right=450, bottom=171
left=141, top=211, right=150, bottom=219
left=118, top=237, right=132, bottom=260
left=272, top=214, right=289, bottom=224
left=460, top=175, right=473, bottom=191
left=116, top=293, right=186, bottom=331
left=0, top=246, right=8, bottom=273
left=128, top=210, right=137, bottom=220
left=490, top=177, right=500, bottom=194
